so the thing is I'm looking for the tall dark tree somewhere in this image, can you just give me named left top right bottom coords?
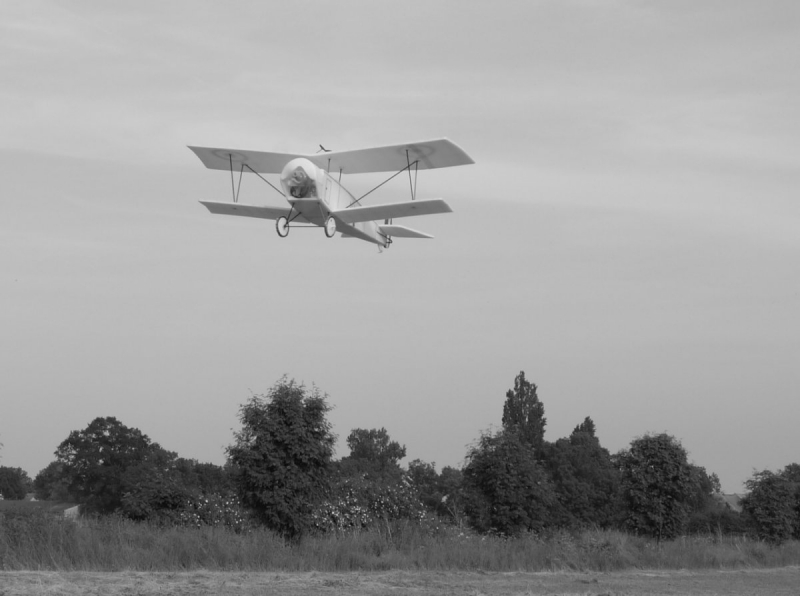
left=572, top=417, right=596, bottom=436
left=463, top=430, right=556, bottom=535
left=54, top=416, right=162, bottom=514
left=616, top=433, right=696, bottom=542
left=0, top=466, right=32, bottom=500
left=227, top=377, right=336, bottom=538
left=544, top=417, right=621, bottom=528
left=501, top=371, right=546, bottom=452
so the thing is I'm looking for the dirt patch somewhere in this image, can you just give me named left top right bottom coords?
left=1, top=567, right=799, bottom=595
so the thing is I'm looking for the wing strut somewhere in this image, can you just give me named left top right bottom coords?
left=348, top=159, right=420, bottom=208
left=223, top=153, right=284, bottom=203
left=406, top=149, right=418, bottom=201
left=229, top=154, right=241, bottom=203
left=243, top=163, right=284, bottom=197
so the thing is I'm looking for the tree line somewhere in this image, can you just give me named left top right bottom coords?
left=3, top=372, right=798, bottom=543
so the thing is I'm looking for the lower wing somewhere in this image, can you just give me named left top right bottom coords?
left=332, top=199, right=452, bottom=224
left=200, top=201, right=292, bottom=220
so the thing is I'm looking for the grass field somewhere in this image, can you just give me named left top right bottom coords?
left=2, top=510, right=800, bottom=573
left=2, top=567, right=800, bottom=596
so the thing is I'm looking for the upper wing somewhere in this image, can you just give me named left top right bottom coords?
left=189, top=146, right=305, bottom=174
left=332, top=199, right=452, bottom=224
left=200, top=201, right=292, bottom=220
left=306, top=138, right=474, bottom=174
left=189, top=138, right=473, bottom=175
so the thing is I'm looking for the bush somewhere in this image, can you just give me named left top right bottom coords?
left=0, top=467, right=32, bottom=500
left=742, top=470, right=797, bottom=543
left=462, top=430, right=556, bottom=535
left=616, top=433, right=696, bottom=541
left=311, top=475, right=425, bottom=533
left=177, top=492, right=253, bottom=533
left=227, top=378, right=336, bottom=538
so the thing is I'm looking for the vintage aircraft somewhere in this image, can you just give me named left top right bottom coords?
left=189, top=138, right=474, bottom=249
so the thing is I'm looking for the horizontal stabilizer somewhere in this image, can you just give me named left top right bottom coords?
left=200, top=201, right=291, bottom=220
left=333, top=199, right=452, bottom=224
left=379, top=225, right=434, bottom=239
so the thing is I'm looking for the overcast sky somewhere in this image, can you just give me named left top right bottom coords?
left=1, top=0, right=798, bottom=493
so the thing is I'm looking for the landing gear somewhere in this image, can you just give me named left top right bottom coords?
left=324, top=216, right=337, bottom=238
left=276, top=217, right=289, bottom=237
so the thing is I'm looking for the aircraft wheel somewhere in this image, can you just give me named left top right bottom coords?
left=324, top=216, right=337, bottom=238
left=276, top=217, right=289, bottom=237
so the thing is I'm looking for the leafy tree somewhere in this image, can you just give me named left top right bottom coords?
left=438, top=466, right=466, bottom=523
left=502, top=371, right=546, bottom=452
left=118, top=447, right=190, bottom=522
left=318, top=428, right=421, bottom=534
left=33, top=461, right=72, bottom=501
left=462, top=430, right=556, bottom=535
left=407, top=459, right=442, bottom=512
left=338, top=427, right=406, bottom=481
left=782, top=463, right=800, bottom=483
left=544, top=417, right=621, bottom=528
left=54, top=416, right=164, bottom=514
left=0, top=466, right=32, bottom=500
left=684, top=465, right=742, bottom=535
left=742, top=469, right=797, bottom=543
left=407, top=460, right=466, bottom=523
left=781, top=463, right=800, bottom=538
left=616, top=433, right=696, bottom=542
left=687, top=466, right=719, bottom=510
left=173, top=458, right=233, bottom=495
left=573, top=417, right=595, bottom=436
left=227, top=377, right=336, bottom=538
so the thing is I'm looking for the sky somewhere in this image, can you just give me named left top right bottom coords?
left=1, top=0, right=798, bottom=494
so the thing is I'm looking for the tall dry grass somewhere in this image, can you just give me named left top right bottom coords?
left=2, top=509, right=800, bottom=572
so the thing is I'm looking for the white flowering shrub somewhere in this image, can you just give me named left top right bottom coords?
left=177, top=492, right=252, bottom=533
left=311, top=475, right=426, bottom=533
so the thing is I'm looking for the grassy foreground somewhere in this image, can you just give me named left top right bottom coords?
left=2, top=511, right=800, bottom=572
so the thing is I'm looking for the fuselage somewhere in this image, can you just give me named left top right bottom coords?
left=279, top=158, right=386, bottom=246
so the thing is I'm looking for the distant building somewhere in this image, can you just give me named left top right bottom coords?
left=0, top=499, right=81, bottom=519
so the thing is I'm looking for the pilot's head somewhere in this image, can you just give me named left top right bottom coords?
left=290, top=169, right=307, bottom=185
left=280, top=158, right=319, bottom=199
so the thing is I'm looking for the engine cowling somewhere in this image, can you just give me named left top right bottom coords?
left=280, top=158, right=321, bottom=199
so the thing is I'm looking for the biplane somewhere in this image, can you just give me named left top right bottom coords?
left=189, top=138, right=474, bottom=249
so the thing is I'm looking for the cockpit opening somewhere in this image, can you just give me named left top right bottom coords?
left=286, top=166, right=316, bottom=198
